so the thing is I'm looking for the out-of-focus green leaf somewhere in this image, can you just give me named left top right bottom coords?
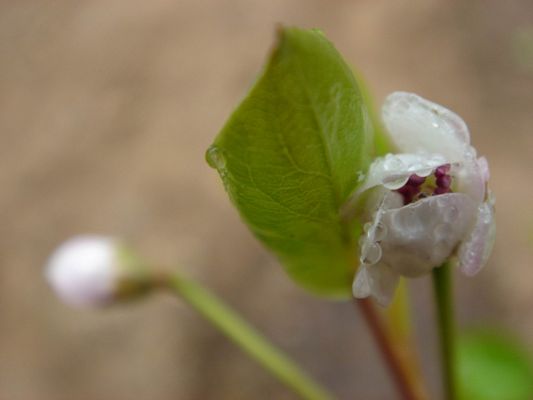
left=458, top=330, right=533, bottom=400
left=352, top=69, right=392, bottom=156
left=207, top=27, right=373, bottom=298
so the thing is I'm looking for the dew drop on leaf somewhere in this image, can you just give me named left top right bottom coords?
left=206, top=145, right=227, bottom=170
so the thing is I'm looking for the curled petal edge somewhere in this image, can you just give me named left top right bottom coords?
left=353, top=262, right=400, bottom=307
left=458, top=193, right=496, bottom=276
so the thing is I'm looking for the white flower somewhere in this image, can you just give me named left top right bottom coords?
left=46, top=235, right=120, bottom=308
left=352, top=92, right=496, bottom=306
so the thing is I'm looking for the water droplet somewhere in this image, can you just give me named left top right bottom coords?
left=206, top=145, right=226, bottom=170
left=383, top=155, right=405, bottom=171
left=361, top=242, right=382, bottom=266
left=373, top=222, right=388, bottom=241
left=363, top=222, right=372, bottom=232
left=417, top=167, right=434, bottom=177
left=383, top=176, right=410, bottom=190
left=464, top=147, right=477, bottom=158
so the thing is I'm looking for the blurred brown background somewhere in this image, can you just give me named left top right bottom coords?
left=1, top=1, right=532, bottom=399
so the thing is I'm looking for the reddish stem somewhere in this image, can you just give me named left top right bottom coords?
left=355, top=298, right=424, bottom=400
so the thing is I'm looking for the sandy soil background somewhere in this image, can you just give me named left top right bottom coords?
left=1, top=1, right=532, bottom=399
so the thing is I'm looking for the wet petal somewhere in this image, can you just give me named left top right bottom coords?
left=380, top=193, right=478, bottom=277
left=357, top=190, right=402, bottom=268
left=458, top=194, right=496, bottom=276
left=382, top=92, right=471, bottom=162
left=352, top=265, right=371, bottom=299
left=454, top=157, right=486, bottom=204
left=352, top=263, right=400, bottom=306
left=356, top=153, right=448, bottom=194
left=477, top=156, right=490, bottom=184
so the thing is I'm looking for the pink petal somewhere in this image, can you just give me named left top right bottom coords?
left=477, top=156, right=490, bottom=183
left=458, top=196, right=496, bottom=276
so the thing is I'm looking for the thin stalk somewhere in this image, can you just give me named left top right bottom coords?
left=355, top=298, right=424, bottom=400
left=161, top=272, right=334, bottom=400
left=432, top=263, right=456, bottom=400
left=385, top=280, right=429, bottom=400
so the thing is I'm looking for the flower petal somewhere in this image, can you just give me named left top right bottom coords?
left=458, top=194, right=496, bottom=276
left=380, top=193, right=478, bottom=277
left=352, top=263, right=400, bottom=306
left=352, top=265, right=371, bottom=299
left=356, top=153, right=448, bottom=194
left=454, top=157, right=486, bottom=204
left=477, top=156, right=490, bottom=184
left=382, top=92, right=471, bottom=162
left=46, top=236, right=118, bottom=307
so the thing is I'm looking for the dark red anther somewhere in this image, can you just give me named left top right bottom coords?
left=435, top=164, right=451, bottom=178
left=433, top=186, right=451, bottom=195
left=396, top=184, right=419, bottom=204
left=407, top=174, right=425, bottom=186
left=436, top=174, right=451, bottom=188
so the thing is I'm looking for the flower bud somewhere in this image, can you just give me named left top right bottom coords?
left=46, top=235, right=151, bottom=308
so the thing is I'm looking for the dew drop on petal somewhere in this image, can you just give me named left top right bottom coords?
left=373, top=221, right=388, bottom=241
left=383, top=176, right=410, bottom=190
left=418, top=167, right=435, bottom=177
left=361, top=242, right=382, bottom=266
left=383, top=155, right=405, bottom=171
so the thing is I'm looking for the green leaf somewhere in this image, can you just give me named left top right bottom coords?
left=458, top=330, right=533, bottom=400
left=207, top=27, right=373, bottom=298
left=352, top=69, right=392, bottom=157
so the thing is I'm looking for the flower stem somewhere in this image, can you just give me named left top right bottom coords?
left=161, top=271, right=334, bottom=400
left=355, top=298, right=426, bottom=400
left=432, top=263, right=457, bottom=400
left=385, top=280, right=429, bottom=399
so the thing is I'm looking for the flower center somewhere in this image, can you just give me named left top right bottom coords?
left=395, top=164, right=452, bottom=205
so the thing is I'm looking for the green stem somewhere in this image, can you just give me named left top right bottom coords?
left=162, top=272, right=334, bottom=400
left=432, top=263, right=457, bottom=400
